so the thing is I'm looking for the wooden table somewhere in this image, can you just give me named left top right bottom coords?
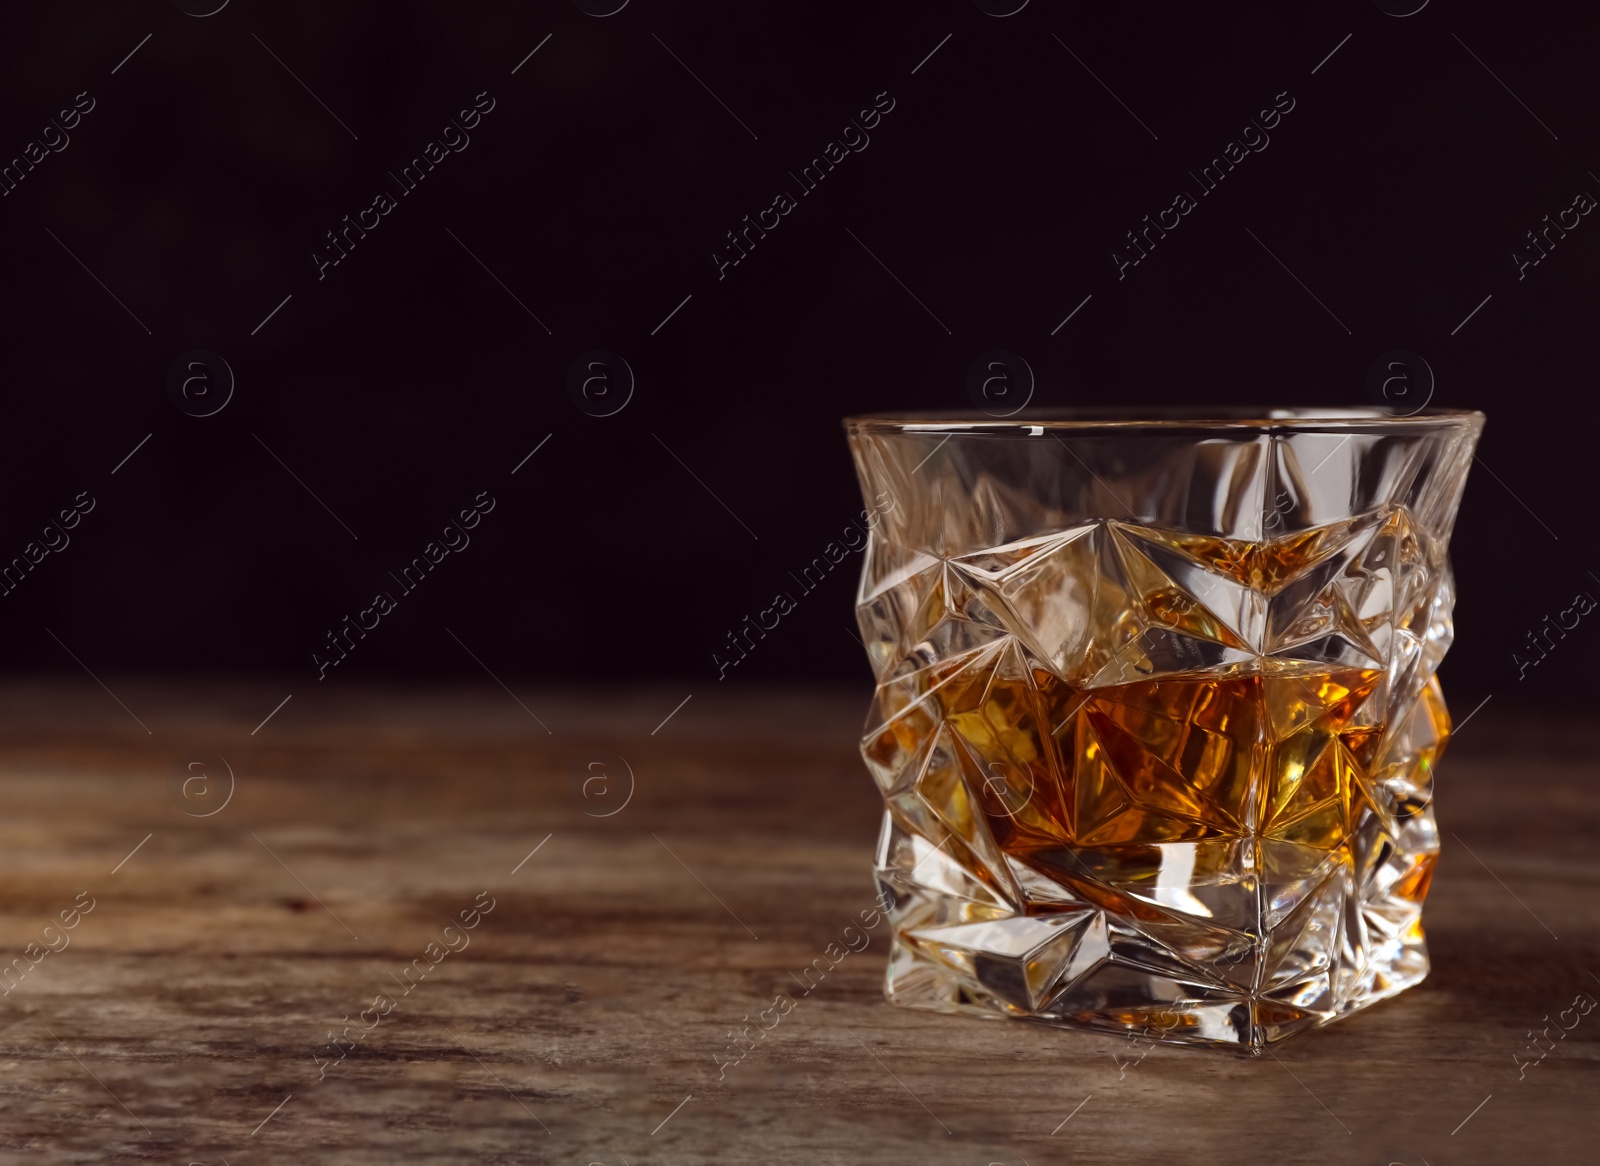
left=0, top=678, right=1593, bottom=1164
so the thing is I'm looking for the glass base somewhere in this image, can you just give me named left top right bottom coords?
left=877, top=833, right=1434, bottom=1053
left=882, top=930, right=1428, bottom=1055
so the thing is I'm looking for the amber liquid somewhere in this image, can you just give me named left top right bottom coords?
left=864, top=526, right=1446, bottom=914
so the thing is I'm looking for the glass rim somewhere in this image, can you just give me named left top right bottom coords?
left=844, top=406, right=1485, bottom=434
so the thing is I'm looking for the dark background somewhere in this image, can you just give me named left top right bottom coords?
left=0, top=0, right=1594, bottom=707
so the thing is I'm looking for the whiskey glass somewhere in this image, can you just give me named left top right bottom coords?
left=844, top=407, right=1483, bottom=1052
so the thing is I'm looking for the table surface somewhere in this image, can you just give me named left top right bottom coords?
left=0, top=677, right=1593, bottom=1165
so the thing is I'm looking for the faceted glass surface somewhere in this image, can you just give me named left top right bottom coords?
left=845, top=408, right=1483, bottom=1053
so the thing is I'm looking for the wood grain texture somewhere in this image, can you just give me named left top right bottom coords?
left=0, top=678, right=1594, bottom=1165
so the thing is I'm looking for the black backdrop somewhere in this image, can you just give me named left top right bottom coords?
left=1, top=0, right=1595, bottom=705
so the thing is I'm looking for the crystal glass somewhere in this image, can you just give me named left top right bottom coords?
left=844, top=407, right=1484, bottom=1052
